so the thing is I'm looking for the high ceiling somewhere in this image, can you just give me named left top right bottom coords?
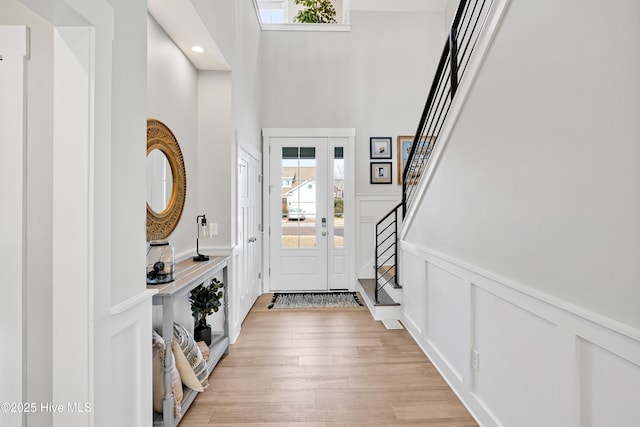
left=148, top=0, right=450, bottom=71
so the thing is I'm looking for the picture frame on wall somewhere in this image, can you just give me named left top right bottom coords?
left=370, top=137, right=392, bottom=159
left=397, top=135, right=435, bottom=185
left=370, top=162, right=392, bottom=184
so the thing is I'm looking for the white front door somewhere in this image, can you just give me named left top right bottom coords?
left=265, top=130, right=353, bottom=292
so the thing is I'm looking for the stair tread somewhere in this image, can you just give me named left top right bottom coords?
left=358, top=278, right=400, bottom=306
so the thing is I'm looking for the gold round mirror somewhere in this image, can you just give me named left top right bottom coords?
left=146, top=118, right=186, bottom=241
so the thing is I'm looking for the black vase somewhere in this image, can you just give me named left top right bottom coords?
left=193, top=320, right=212, bottom=346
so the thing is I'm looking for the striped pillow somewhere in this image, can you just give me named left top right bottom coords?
left=172, top=323, right=209, bottom=392
left=152, top=330, right=183, bottom=417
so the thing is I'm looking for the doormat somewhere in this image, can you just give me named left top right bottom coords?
left=268, top=292, right=363, bottom=309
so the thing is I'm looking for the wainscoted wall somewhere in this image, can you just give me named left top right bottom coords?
left=400, top=240, right=640, bottom=427
left=107, top=292, right=156, bottom=427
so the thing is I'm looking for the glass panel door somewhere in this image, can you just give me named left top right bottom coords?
left=270, top=138, right=328, bottom=291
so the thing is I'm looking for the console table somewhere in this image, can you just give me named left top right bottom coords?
left=148, top=256, right=230, bottom=427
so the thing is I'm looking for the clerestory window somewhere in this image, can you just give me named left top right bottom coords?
left=255, top=0, right=349, bottom=29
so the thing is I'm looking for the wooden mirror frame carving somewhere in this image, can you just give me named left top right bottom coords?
left=146, top=118, right=186, bottom=241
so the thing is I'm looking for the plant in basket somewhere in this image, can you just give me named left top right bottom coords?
left=189, top=277, right=224, bottom=346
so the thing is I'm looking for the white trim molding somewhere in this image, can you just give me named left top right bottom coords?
left=261, top=23, right=351, bottom=32
left=0, top=25, right=28, bottom=427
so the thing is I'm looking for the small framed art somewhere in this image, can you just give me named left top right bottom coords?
left=370, top=162, right=392, bottom=184
left=370, top=137, right=392, bottom=159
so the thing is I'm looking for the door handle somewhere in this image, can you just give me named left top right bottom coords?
left=321, top=232, right=327, bottom=237
left=248, top=237, right=257, bottom=243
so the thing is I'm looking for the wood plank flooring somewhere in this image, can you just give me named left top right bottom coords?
left=181, top=293, right=477, bottom=426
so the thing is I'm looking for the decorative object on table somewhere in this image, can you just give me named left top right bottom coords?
left=294, top=0, right=337, bottom=23
left=268, top=292, right=363, bottom=309
left=193, top=214, right=211, bottom=262
left=397, top=135, right=436, bottom=185
left=189, top=277, right=224, bottom=346
left=152, top=330, right=183, bottom=418
left=146, top=240, right=175, bottom=284
left=172, top=323, right=209, bottom=392
left=370, top=161, right=392, bottom=184
left=146, top=118, right=186, bottom=241
left=370, top=137, right=392, bottom=159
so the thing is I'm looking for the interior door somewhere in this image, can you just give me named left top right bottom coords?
left=238, top=147, right=261, bottom=321
left=269, top=138, right=329, bottom=291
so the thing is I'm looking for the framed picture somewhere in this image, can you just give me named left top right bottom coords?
left=370, top=137, right=392, bottom=159
left=397, top=135, right=435, bottom=184
left=370, top=162, right=392, bottom=184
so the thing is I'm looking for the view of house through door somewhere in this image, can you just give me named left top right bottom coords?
left=265, top=131, right=353, bottom=292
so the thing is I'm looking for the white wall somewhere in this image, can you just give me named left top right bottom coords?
left=444, top=0, right=458, bottom=29
left=261, top=11, right=444, bottom=194
left=109, top=0, right=148, bottom=306
left=149, top=0, right=263, bottom=337
left=197, top=70, right=234, bottom=249
left=401, top=1, right=640, bottom=425
left=233, top=0, right=263, bottom=154
left=408, top=0, right=640, bottom=329
left=147, top=14, right=199, bottom=258
left=197, top=0, right=263, bottom=251
left=192, top=0, right=234, bottom=64
left=261, top=10, right=445, bottom=277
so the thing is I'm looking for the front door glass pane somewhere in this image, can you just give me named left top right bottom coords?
left=333, top=147, right=344, bottom=248
left=281, top=147, right=316, bottom=248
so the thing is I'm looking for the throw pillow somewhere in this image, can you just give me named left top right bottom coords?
left=172, top=323, right=209, bottom=392
left=152, top=330, right=183, bottom=418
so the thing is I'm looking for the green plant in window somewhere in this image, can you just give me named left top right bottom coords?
left=294, top=0, right=337, bottom=23
left=334, top=199, right=344, bottom=216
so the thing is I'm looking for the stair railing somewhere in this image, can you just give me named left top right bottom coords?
left=373, top=0, right=493, bottom=300
left=403, top=0, right=493, bottom=213
left=374, top=202, right=402, bottom=303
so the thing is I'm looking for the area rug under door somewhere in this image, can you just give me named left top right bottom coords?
left=268, top=292, right=363, bottom=309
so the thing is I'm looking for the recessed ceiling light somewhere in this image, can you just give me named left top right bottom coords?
left=191, top=46, right=204, bottom=53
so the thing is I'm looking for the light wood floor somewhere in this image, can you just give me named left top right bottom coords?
left=181, top=293, right=478, bottom=426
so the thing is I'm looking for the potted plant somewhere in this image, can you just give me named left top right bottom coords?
left=294, top=0, right=337, bottom=23
left=189, top=277, right=224, bottom=346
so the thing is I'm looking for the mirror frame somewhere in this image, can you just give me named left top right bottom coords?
left=146, top=118, right=186, bottom=241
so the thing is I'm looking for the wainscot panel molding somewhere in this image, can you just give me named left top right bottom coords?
left=400, top=239, right=640, bottom=427
left=110, top=289, right=158, bottom=315
left=108, top=295, right=154, bottom=427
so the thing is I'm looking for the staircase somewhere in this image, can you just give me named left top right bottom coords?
left=358, top=0, right=494, bottom=322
